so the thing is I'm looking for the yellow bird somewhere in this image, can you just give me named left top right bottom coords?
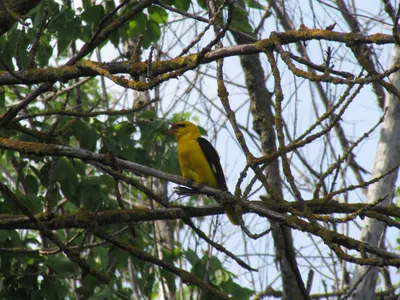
left=166, top=120, right=240, bottom=225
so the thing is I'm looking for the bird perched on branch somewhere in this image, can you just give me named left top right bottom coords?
left=165, top=120, right=240, bottom=225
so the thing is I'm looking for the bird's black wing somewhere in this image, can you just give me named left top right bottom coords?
left=197, top=137, right=228, bottom=191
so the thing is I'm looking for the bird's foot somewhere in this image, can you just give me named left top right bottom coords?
left=186, top=179, right=195, bottom=188
left=174, top=186, right=198, bottom=196
left=187, top=180, right=205, bottom=190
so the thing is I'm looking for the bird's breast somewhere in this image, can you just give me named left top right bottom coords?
left=177, top=139, right=218, bottom=188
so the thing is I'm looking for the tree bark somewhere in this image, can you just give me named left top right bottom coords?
left=231, top=3, right=304, bottom=296
left=153, top=180, right=176, bottom=300
left=350, top=45, right=400, bottom=299
left=236, top=49, right=304, bottom=300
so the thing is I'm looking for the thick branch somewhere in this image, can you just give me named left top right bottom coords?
left=1, top=201, right=399, bottom=267
left=2, top=201, right=399, bottom=230
left=0, top=29, right=394, bottom=86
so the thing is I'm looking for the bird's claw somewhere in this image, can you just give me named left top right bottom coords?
left=174, top=186, right=198, bottom=196
left=186, top=179, right=195, bottom=187
left=186, top=179, right=205, bottom=190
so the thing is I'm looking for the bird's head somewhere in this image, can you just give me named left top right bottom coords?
left=165, top=120, right=200, bottom=139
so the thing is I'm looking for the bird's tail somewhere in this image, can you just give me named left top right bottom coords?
left=224, top=205, right=241, bottom=226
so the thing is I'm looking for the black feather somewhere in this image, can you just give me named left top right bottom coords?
left=197, top=137, right=228, bottom=191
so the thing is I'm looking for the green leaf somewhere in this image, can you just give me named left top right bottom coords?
left=105, top=0, right=116, bottom=13
left=25, top=174, right=39, bottom=195
left=171, top=112, right=191, bottom=122
left=55, top=158, right=78, bottom=201
left=76, top=177, right=108, bottom=210
left=0, top=230, right=8, bottom=243
left=55, top=158, right=76, bottom=182
left=102, top=121, right=137, bottom=159
left=196, top=0, right=208, bottom=10
left=80, top=24, right=93, bottom=43
left=210, top=266, right=229, bottom=287
left=114, top=120, right=136, bottom=134
left=210, top=269, right=225, bottom=286
left=0, top=258, right=12, bottom=279
left=209, top=255, right=223, bottom=270
left=143, top=20, right=161, bottom=48
left=73, top=160, right=87, bottom=176
left=39, top=163, right=50, bottom=187
left=61, top=177, right=78, bottom=200
left=47, top=8, right=81, bottom=57
left=137, top=111, right=157, bottom=120
left=40, top=276, right=69, bottom=299
left=72, top=120, right=99, bottom=151
left=57, top=37, right=70, bottom=57
left=31, top=1, right=46, bottom=27
left=161, top=247, right=175, bottom=263
left=45, top=256, right=79, bottom=276
left=148, top=6, right=168, bottom=24
left=8, top=29, right=32, bottom=69
left=109, top=30, right=120, bottom=48
left=198, top=125, right=207, bottom=136
left=100, top=174, right=114, bottom=189
left=230, top=5, right=253, bottom=33
left=160, top=268, right=176, bottom=294
left=137, top=119, right=165, bottom=156
left=0, top=26, right=18, bottom=70
left=9, top=230, right=22, bottom=247
left=93, top=247, right=108, bottom=270
left=23, top=194, right=43, bottom=214
left=184, top=249, right=200, bottom=266
left=226, top=281, right=254, bottom=300
left=81, top=5, right=105, bottom=25
left=175, top=0, right=191, bottom=11
left=4, top=285, right=26, bottom=298
left=127, top=12, right=148, bottom=38
left=18, top=266, right=40, bottom=294
left=144, top=272, right=156, bottom=297
left=36, top=36, right=53, bottom=67
left=191, top=261, right=205, bottom=279
left=0, top=87, right=5, bottom=110
left=82, top=0, right=92, bottom=9
left=45, top=186, right=61, bottom=209
left=87, top=286, right=113, bottom=300
left=173, top=246, right=182, bottom=259
left=77, top=274, right=104, bottom=297
left=246, top=0, right=264, bottom=10
left=160, top=147, right=180, bottom=175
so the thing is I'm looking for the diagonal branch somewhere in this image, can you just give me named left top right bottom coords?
left=0, top=83, right=55, bottom=127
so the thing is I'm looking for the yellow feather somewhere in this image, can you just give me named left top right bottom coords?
left=168, top=121, right=241, bottom=225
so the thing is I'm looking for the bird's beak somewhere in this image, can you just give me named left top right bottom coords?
left=164, top=123, right=179, bottom=134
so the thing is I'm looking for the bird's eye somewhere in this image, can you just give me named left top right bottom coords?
left=177, top=124, right=186, bottom=128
